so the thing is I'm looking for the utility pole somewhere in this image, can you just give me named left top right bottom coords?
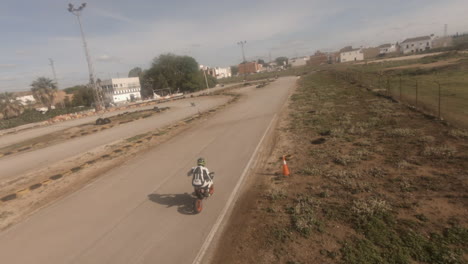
left=237, top=41, right=247, bottom=81
left=203, top=67, right=210, bottom=93
left=49, top=58, right=59, bottom=88
left=68, top=3, right=104, bottom=111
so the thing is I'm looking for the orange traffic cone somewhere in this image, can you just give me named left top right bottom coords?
left=282, top=155, right=290, bottom=176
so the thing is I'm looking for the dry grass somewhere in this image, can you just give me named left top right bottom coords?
left=213, top=71, right=468, bottom=264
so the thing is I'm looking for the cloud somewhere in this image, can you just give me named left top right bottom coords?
left=332, top=0, right=468, bottom=48
left=2, top=0, right=468, bottom=92
left=96, top=54, right=121, bottom=62
left=90, top=8, right=135, bottom=24
left=0, top=76, right=17, bottom=82
left=0, top=64, right=18, bottom=69
left=15, top=50, right=31, bottom=56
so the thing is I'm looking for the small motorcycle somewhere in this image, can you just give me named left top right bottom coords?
left=193, top=172, right=215, bottom=214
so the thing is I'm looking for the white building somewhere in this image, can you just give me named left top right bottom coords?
left=378, top=43, right=397, bottom=54
left=200, top=65, right=232, bottom=79
left=400, top=35, right=434, bottom=54
left=289, top=56, right=310, bottom=67
left=16, top=95, right=36, bottom=105
left=100, top=77, right=142, bottom=104
left=214, top=67, right=232, bottom=79
left=340, top=49, right=364, bottom=62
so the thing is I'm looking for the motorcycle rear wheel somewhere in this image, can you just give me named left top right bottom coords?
left=194, top=199, right=203, bottom=214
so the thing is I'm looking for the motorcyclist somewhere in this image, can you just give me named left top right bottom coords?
left=188, top=158, right=214, bottom=196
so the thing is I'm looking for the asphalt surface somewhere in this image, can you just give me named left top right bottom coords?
left=0, top=83, right=234, bottom=149
left=0, top=95, right=229, bottom=182
left=0, top=77, right=296, bottom=264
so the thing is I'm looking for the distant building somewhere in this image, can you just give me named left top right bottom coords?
left=363, top=47, right=380, bottom=60
left=327, top=52, right=341, bottom=64
left=201, top=66, right=232, bottom=79
left=340, top=48, right=364, bottom=62
left=289, top=56, right=310, bottom=67
left=400, top=35, right=434, bottom=54
left=307, top=51, right=328, bottom=66
left=238, top=61, right=262, bottom=75
left=213, top=67, right=232, bottom=79
left=432, top=36, right=453, bottom=49
left=15, top=95, right=36, bottom=105
left=378, top=43, right=398, bottom=54
left=100, top=77, right=141, bottom=104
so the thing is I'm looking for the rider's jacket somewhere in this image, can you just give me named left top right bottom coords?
left=189, top=166, right=212, bottom=188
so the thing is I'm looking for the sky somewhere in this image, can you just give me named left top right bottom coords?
left=1, top=0, right=467, bottom=92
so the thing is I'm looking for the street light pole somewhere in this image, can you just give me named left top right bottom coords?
left=237, top=41, right=247, bottom=81
left=68, top=3, right=104, bottom=111
left=203, top=68, right=210, bottom=94
left=48, top=58, right=58, bottom=88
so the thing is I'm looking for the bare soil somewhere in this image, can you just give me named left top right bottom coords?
left=212, top=71, right=468, bottom=264
left=356, top=52, right=446, bottom=65
left=384, top=58, right=461, bottom=71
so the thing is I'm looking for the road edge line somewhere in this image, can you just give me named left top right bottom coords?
left=192, top=113, right=278, bottom=264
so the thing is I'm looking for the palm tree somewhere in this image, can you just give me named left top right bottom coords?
left=0, top=92, right=24, bottom=119
left=31, top=77, right=57, bottom=111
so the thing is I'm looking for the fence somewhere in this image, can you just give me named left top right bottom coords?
left=331, top=69, right=468, bottom=129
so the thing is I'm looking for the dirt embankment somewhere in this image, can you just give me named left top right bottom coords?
left=212, top=71, right=468, bottom=264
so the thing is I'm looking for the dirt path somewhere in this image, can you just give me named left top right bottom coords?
left=384, top=58, right=461, bottom=71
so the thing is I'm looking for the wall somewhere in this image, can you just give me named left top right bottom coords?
left=340, top=50, right=364, bottom=62
left=238, top=62, right=261, bottom=74
left=432, top=36, right=453, bottom=48
left=290, top=57, right=309, bottom=67
left=101, top=77, right=141, bottom=104
left=363, top=47, right=380, bottom=59
left=401, top=39, right=432, bottom=54
left=307, top=53, right=328, bottom=66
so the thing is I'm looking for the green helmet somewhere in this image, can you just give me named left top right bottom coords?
left=197, top=157, right=206, bottom=166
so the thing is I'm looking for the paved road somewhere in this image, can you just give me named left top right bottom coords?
left=0, top=96, right=229, bottom=182
left=0, top=77, right=295, bottom=264
left=0, top=83, right=235, bottom=149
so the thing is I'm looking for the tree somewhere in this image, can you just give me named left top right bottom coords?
left=128, top=67, right=143, bottom=78
left=143, top=53, right=206, bottom=94
left=31, top=77, right=58, bottom=110
left=0, top=92, right=24, bottom=119
left=230, top=65, right=239, bottom=76
left=63, top=96, right=72, bottom=108
left=205, top=73, right=217, bottom=88
left=275, top=57, right=289, bottom=66
left=71, top=86, right=95, bottom=107
left=139, top=71, right=154, bottom=99
left=257, top=59, right=267, bottom=67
